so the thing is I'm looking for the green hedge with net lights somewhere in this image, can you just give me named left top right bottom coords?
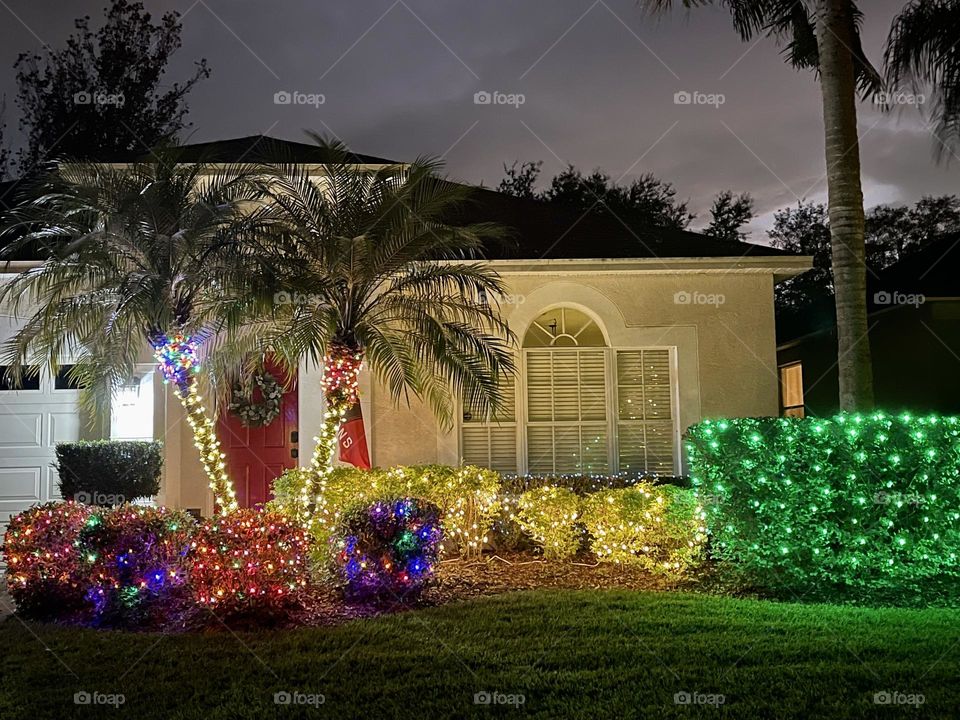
left=686, top=413, right=960, bottom=598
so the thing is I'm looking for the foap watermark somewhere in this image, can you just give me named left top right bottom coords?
left=874, top=290, right=925, bottom=308
left=274, top=291, right=322, bottom=306
left=674, top=290, right=725, bottom=307
left=674, top=691, right=725, bottom=707
left=874, top=691, right=925, bottom=707
left=674, top=90, right=724, bottom=108
left=474, top=690, right=525, bottom=707
left=274, top=90, right=325, bottom=108
left=874, top=491, right=924, bottom=507
left=73, top=90, right=125, bottom=107
left=74, top=491, right=125, bottom=505
left=490, top=292, right=526, bottom=307
left=274, top=690, right=325, bottom=707
left=873, top=91, right=926, bottom=107
left=474, top=90, right=525, bottom=108
left=74, top=691, right=125, bottom=708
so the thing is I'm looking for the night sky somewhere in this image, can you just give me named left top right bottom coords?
left=0, top=0, right=956, bottom=239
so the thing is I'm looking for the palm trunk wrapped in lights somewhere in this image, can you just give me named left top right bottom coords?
left=301, top=343, right=363, bottom=517
left=152, top=331, right=238, bottom=515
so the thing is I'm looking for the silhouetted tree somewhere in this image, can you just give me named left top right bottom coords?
left=14, top=0, right=209, bottom=171
left=705, top=190, right=754, bottom=242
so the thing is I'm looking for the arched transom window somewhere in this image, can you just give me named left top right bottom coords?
left=462, top=306, right=677, bottom=476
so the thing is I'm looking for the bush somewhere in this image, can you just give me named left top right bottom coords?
left=501, top=474, right=689, bottom=496
left=516, top=486, right=582, bottom=560
left=3, top=502, right=94, bottom=620
left=271, top=465, right=500, bottom=564
left=77, top=505, right=196, bottom=627
left=56, top=440, right=162, bottom=505
left=188, top=509, right=310, bottom=618
left=686, top=413, right=960, bottom=597
left=580, top=485, right=706, bottom=575
left=331, top=498, right=443, bottom=601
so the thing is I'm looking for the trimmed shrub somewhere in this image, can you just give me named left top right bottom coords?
left=77, top=505, right=196, bottom=627
left=188, top=509, right=310, bottom=618
left=516, top=486, right=582, bottom=560
left=3, top=502, right=94, bottom=620
left=331, top=498, right=443, bottom=601
left=270, top=465, right=500, bottom=564
left=56, top=440, right=162, bottom=505
left=686, top=413, right=960, bottom=597
left=501, top=473, right=689, bottom=496
left=580, top=485, right=706, bottom=575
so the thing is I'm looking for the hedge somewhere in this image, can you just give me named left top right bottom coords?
left=269, top=465, right=501, bottom=564
left=686, top=413, right=960, bottom=596
left=56, top=441, right=162, bottom=505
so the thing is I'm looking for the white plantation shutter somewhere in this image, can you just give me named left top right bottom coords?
left=525, top=349, right=609, bottom=474
left=461, top=376, right=517, bottom=473
left=616, top=349, right=675, bottom=474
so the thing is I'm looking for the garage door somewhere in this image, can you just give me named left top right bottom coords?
left=0, top=367, right=81, bottom=532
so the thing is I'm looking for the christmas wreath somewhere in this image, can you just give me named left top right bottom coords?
left=228, top=372, right=283, bottom=427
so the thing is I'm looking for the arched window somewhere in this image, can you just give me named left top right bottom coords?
left=461, top=306, right=677, bottom=476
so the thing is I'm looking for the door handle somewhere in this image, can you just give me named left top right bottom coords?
left=290, top=448, right=299, bottom=459
left=290, top=431, right=299, bottom=444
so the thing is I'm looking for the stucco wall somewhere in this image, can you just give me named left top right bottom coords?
left=336, top=268, right=781, bottom=476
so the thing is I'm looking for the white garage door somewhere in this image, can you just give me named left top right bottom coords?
left=0, top=316, right=81, bottom=534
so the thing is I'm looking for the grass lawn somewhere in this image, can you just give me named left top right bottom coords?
left=2, top=589, right=958, bottom=719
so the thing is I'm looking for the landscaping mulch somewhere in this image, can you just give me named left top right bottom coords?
left=290, top=553, right=702, bottom=628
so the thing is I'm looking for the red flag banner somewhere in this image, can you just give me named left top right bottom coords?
left=338, top=401, right=371, bottom=469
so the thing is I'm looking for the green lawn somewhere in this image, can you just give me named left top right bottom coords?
left=2, top=590, right=958, bottom=719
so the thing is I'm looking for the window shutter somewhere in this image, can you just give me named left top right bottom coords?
left=461, top=376, right=516, bottom=473
left=616, top=349, right=675, bottom=474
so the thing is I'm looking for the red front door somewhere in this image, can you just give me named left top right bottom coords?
left=217, top=367, right=299, bottom=508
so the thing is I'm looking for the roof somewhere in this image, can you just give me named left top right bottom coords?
left=96, top=135, right=399, bottom=165
left=451, top=186, right=798, bottom=261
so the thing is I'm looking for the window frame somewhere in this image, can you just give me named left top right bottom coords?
left=778, top=361, right=805, bottom=418
left=457, top=345, right=680, bottom=476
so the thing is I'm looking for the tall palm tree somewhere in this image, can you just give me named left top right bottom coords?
left=643, top=0, right=882, bottom=410
left=885, top=0, right=960, bottom=163
left=0, top=152, right=270, bottom=514
left=252, top=139, right=515, bottom=518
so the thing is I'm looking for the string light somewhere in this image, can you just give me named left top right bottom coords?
left=152, top=331, right=238, bottom=515
left=333, top=498, right=443, bottom=600
left=188, top=509, right=309, bottom=614
left=686, top=411, right=960, bottom=594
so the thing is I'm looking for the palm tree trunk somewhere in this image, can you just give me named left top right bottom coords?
left=175, top=377, right=239, bottom=515
left=815, top=0, right=875, bottom=411
left=302, top=344, right=363, bottom=510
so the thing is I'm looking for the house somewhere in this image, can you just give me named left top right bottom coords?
left=0, top=136, right=811, bottom=521
left=776, top=233, right=960, bottom=418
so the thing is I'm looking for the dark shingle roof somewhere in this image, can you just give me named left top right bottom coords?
left=452, top=186, right=795, bottom=260
left=104, top=135, right=398, bottom=165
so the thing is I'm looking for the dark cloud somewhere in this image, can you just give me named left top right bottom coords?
left=0, top=0, right=955, bottom=241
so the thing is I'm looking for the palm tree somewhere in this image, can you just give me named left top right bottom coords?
left=643, top=0, right=883, bottom=410
left=251, top=139, right=515, bottom=517
left=0, top=152, right=270, bottom=514
left=885, top=0, right=960, bottom=163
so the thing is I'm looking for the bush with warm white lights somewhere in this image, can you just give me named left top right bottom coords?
left=331, top=497, right=443, bottom=601
left=270, top=464, right=500, bottom=564
left=686, top=413, right=960, bottom=598
left=516, top=485, right=583, bottom=560
left=580, top=485, right=706, bottom=575
left=3, top=501, right=94, bottom=620
left=77, top=504, right=196, bottom=627
left=187, top=509, right=310, bottom=618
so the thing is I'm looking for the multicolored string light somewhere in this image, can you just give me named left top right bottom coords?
left=151, top=331, right=238, bottom=515
left=333, top=498, right=443, bottom=600
left=188, top=509, right=309, bottom=613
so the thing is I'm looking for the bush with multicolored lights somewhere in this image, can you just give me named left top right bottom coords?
left=686, top=412, right=960, bottom=597
left=3, top=503, right=306, bottom=627
left=331, top=498, right=444, bottom=600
